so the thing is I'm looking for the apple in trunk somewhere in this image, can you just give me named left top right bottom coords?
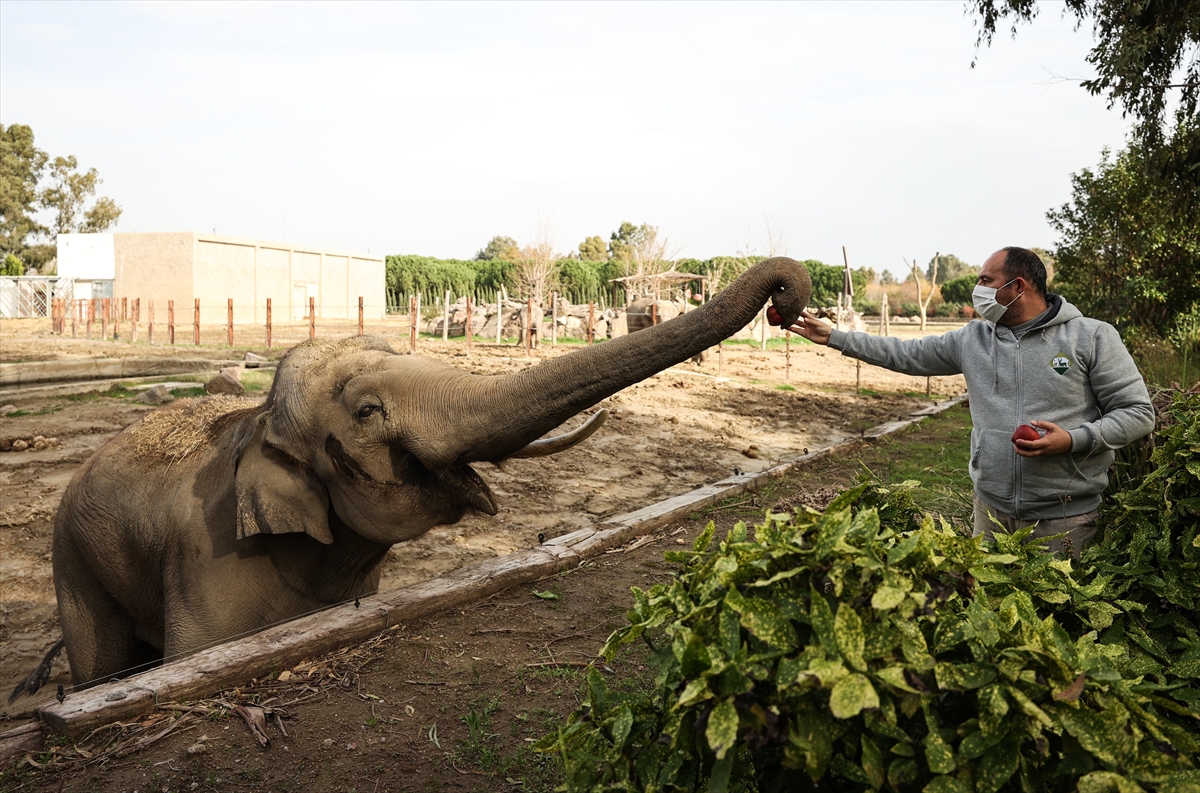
left=766, top=306, right=784, bottom=326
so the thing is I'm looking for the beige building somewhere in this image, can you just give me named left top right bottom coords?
left=57, top=232, right=385, bottom=323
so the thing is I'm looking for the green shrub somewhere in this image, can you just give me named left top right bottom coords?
left=940, top=275, right=977, bottom=306
left=538, top=397, right=1200, bottom=792
left=1, top=254, right=25, bottom=276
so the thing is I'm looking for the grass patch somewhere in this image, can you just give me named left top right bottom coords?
left=775, top=384, right=796, bottom=391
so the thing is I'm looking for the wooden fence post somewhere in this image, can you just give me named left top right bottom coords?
left=71, top=299, right=77, bottom=337
left=121, top=296, right=127, bottom=323
left=442, top=290, right=450, bottom=343
left=309, top=297, right=315, bottom=340
left=496, top=288, right=504, bottom=345
left=761, top=305, right=768, bottom=351
left=785, top=332, right=791, bottom=382
left=227, top=298, right=234, bottom=347
left=102, top=298, right=109, bottom=340
left=168, top=300, right=175, bottom=345
left=409, top=296, right=417, bottom=353
left=358, top=296, right=364, bottom=336
left=194, top=299, right=200, bottom=345
left=465, top=296, right=473, bottom=355
left=525, top=297, right=533, bottom=357
left=148, top=300, right=154, bottom=344
left=87, top=299, right=94, bottom=339
left=266, top=298, right=272, bottom=349
left=588, top=302, right=595, bottom=345
left=718, top=340, right=723, bottom=377
left=651, top=302, right=657, bottom=326
left=551, top=292, right=557, bottom=347
left=132, top=298, right=139, bottom=343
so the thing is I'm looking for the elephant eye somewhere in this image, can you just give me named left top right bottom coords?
left=357, top=403, right=381, bottom=420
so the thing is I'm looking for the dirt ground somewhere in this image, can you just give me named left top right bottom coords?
left=0, top=316, right=966, bottom=790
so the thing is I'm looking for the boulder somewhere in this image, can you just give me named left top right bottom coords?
left=204, top=371, right=245, bottom=396
left=137, top=384, right=176, bottom=405
left=0, top=404, right=17, bottom=417
left=242, top=351, right=269, bottom=367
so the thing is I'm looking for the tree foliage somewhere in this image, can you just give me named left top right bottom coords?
left=473, top=235, right=518, bottom=261
left=1, top=253, right=26, bottom=276
left=579, top=235, right=608, bottom=262
left=1047, top=126, right=1200, bottom=338
left=967, top=0, right=1200, bottom=191
left=940, top=275, right=978, bottom=306
left=926, top=254, right=977, bottom=285
left=539, top=391, right=1200, bottom=792
left=0, top=124, right=121, bottom=269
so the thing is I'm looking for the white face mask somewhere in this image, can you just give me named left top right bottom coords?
left=972, top=279, right=1023, bottom=323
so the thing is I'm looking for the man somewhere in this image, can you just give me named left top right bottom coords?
left=788, top=247, right=1154, bottom=556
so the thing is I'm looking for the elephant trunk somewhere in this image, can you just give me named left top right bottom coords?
left=428, top=257, right=811, bottom=467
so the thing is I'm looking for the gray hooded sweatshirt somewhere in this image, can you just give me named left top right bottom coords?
left=827, top=296, right=1154, bottom=520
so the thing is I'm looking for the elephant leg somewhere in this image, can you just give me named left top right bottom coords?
left=54, top=540, right=159, bottom=689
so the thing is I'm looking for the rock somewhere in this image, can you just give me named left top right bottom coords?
left=742, top=445, right=761, bottom=459
left=242, top=351, right=269, bottom=367
left=0, top=404, right=17, bottom=417
left=137, top=384, right=176, bottom=405
left=186, top=743, right=208, bottom=755
left=219, top=366, right=243, bottom=382
left=32, top=435, right=45, bottom=445
left=46, top=437, right=59, bottom=446
left=204, top=371, right=245, bottom=396
left=12, top=439, right=28, bottom=451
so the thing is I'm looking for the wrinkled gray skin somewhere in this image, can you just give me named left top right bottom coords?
left=51, top=258, right=811, bottom=688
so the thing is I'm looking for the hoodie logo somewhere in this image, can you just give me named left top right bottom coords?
left=1050, top=355, right=1072, bottom=375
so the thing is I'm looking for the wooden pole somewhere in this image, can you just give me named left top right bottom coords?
left=358, top=296, right=364, bottom=336
left=465, top=296, right=473, bottom=355
left=71, top=299, right=77, bottom=337
left=760, top=305, right=767, bottom=351
left=926, top=376, right=932, bottom=398
left=309, top=296, right=316, bottom=340
left=148, top=300, right=154, bottom=344
left=102, top=298, right=109, bottom=339
left=784, top=328, right=792, bottom=381
left=718, top=340, right=723, bottom=377
left=194, top=299, right=200, bottom=345
left=857, top=360, right=862, bottom=394
left=587, top=302, right=595, bottom=345
left=441, top=290, right=449, bottom=343
left=132, top=298, right=139, bottom=343
left=551, top=292, right=557, bottom=347
left=266, top=298, right=272, bottom=349
left=409, top=296, right=417, bottom=353
left=227, top=298, right=234, bottom=347
left=168, top=300, right=175, bottom=345
left=651, top=302, right=657, bottom=326
left=121, top=296, right=127, bottom=323
left=525, top=297, right=533, bottom=357
left=496, top=287, right=504, bottom=345
left=87, top=299, right=94, bottom=339
left=880, top=293, right=888, bottom=336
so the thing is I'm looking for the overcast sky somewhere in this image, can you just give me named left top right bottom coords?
left=1, top=1, right=1131, bottom=277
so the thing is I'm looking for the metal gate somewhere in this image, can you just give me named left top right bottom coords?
left=0, top=277, right=75, bottom=318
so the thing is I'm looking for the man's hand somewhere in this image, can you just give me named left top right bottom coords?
left=1014, top=420, right=1073, bottom=457
left=786, top=311, right=833, bottom=346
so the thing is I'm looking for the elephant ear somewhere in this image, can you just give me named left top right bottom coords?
left=234, top=414, right=333, bottom=545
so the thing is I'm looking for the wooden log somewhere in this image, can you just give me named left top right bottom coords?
left=0, top=721, right=42, bottom=766
left=309, top=297, right=316, bottom=340
left=266, top=298, right=272, bottom=349
left=525, top=297, right=532, bottom=357
left=465, top=296, right=472, bottom=355
left=227, top=298, right=234, bottom=347
left=148, top=300, right=154, bottom=344
left=409, top=296, right=417, bottom=353
left=168, top=300, right=175, bottom=345
left=587, top=302, right=595, bottom=344
left=193, top=299, right=200, bottom=345
left=441, top=290, right=449, bottom=343
left=132, top=298, right=140, bottom=343
left=551, top=292, right=557, bottom=347
left=359, top=296, right=365, bottom=337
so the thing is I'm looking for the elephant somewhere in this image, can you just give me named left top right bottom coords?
left=46, top=257, right=811, bottom=690
left=625, top=297, right=683, bottom=333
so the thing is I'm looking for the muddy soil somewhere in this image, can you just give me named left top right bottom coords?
left=0, top=317, right=965, bottom=722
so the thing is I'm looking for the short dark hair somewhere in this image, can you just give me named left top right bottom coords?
left=1001, top=247, right=1047, bottom=295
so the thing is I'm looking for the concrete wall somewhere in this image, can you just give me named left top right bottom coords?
left=99, top=232, right=384, bottom=325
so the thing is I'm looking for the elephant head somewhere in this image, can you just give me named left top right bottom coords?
left=233, top=257, right=811, bottom=549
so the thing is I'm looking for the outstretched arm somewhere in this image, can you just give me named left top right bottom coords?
left=789, top=312, right=963, bottom=377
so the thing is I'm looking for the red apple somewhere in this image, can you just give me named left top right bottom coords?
left=766, top=305, right=783, bottom=326
left=1011, top=424, right=1041, bottom=444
